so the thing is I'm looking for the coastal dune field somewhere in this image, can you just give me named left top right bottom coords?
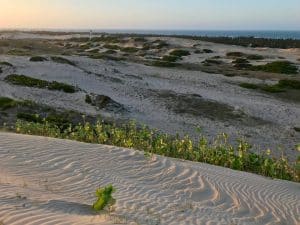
left=0, top=132, right=299, bottom=225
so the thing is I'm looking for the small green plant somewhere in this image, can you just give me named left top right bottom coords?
left=92, top=185, right=116, bottom=211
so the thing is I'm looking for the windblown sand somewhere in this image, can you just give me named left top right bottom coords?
left=0, top=132, right=299, bottom=225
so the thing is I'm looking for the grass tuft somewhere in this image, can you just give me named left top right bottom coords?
left=251, top=61, right=298, bottom=74
left=93, top=185, right=116, bottom=211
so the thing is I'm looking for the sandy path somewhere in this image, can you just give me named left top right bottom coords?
left=0, top=132, right=299, bottom=225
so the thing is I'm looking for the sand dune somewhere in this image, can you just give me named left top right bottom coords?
left=0, top=132, right=299, bottom=225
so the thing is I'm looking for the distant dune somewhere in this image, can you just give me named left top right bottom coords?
left=0, top=132, right=299, bottom=225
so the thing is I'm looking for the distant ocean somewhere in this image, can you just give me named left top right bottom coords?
left=92, top=30, right=300, bottom=40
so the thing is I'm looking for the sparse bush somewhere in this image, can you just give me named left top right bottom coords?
left=51, top=56, right=75, bottom=66
left=278, top=79, right=300, bottom=89
left=246, top=54, right=264, bottom=60
left=162, top=55, right=180, bottom=62
left=104, top=50, right=117, bottom=54
left=0, top=61, right=13, bottom=67
left=103, top=44, right=121, bottom=50
left=121, top=47, right=139, bottom=53
left=93, top=185, right=116, bottom=211
left=5, top=74, right=77, bottom=93
left=203, top=59, right=223, bottom=65
left=0, top=97, right=17, bottom=110
left=29, top=56, right=48, bottom=62
left=170, top=49, right=190, bottom=57
left=227, top=52, right=246, bottom=58
left=150, top=60, right=179, bottom=67
left=252, top=61, right=298, bottom=74
left=85, top=94, right=92, bottom=104
left=203, top=49, right=213, bottom=53
left=239, top=83, right=259, bottom=89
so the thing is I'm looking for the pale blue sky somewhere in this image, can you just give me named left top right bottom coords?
left=1, top=0, right=299, bottom=30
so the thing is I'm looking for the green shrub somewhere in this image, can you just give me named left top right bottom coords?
left=226, top=52, right=246, bottom=57
left=162, top=55, right=180, bottom=62
left=278, top=79, right=300, bottom=89
left=150, top=61, right=179, bottom=67
left=85, top=94, right=92, bottom=104
left=0, top=61, right=13, bottom=67
left=103, top=44, right=121, bottom=50
left=104, top=50, right=117, bottom=54
left=51, top=56, right=75, bottom=66
left=170, top=49, right=190, bottom=57
left=252, top=61, right=298, bottom=74
left=261, top=85, right=285, bottom=93
left=121, top=47, right=139, bottom=53
left=15, top=119, right=300, bottom=182
left=246, top=54, right=264, bottom=60
left=92, top=185, right=116, bottom=211
left=30, top=56, right=48, bottom=62
left=0, top=97, right=17, bottom=110
left=239, top=83, right=259, bottom=89
left=5, top=74, right=76, bottom=93
left=203, top=49, right=213, bottom=53
left=17, top=113, right=43, bottom=123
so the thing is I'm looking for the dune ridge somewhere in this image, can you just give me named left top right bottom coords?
left=0, top=132, right=299, bottom=225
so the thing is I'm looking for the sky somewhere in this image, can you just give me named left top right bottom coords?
left=0, top=0, right=299, bottom=30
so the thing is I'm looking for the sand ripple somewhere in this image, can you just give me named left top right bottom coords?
left=0, top=133, right=299, bottom=225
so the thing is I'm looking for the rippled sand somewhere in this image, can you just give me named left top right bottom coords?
left=0, top=132, right=299, bottom=225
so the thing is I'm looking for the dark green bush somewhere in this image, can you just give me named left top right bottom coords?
left=252, top=61, right=298, bottom=74
left=162, top=55, right=180, bottom=62
left=170, top=49, right=190, bottom=57
left=121, top=47, right=139, bottom=53
left=246, top=54, right=264, bottom=60
left=51, top=56, right=75, bottom=66
left=150, top=61, right=179, bottom=67
left=0, top=97, right=17, bottom=110
left=227, top=52, right=246, bottom=57
left=85, top=94, right=92, bottom=104
left=278, top=79, right=300, bottom=89
left=0, top=61, right=13, bottom=67
left=5, top=74, right=76, bottom=93
left=30, top=56, right=48, bottom=62
left=203, top=49, right=213, bottom=53
left=103, top=44, right=121, bottom=50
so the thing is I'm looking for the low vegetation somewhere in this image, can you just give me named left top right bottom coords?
left=93, top=185, right=116, bottom=211
left=251, top=61, right=298, bottom=74
left=239, top=79, right=300, bottom=93
left=50, top=56, right=75, bottom=66
left=0, top=61, right=13, bottom=67
left=0, top=97, right=32, bottom=110
left=149, top=60, right=179, bottom=67
left=5, top=74, right=77, bottom=93
left=29, top=56, right=48, bottom=62
left=14, top=118, right=300, bottom=182
left=169, top=49, right=190, bottom=57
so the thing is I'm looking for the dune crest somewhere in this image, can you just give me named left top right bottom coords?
left=0, top=132, right=299, bottom=225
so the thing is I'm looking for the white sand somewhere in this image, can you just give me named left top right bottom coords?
left=0, top=132, right=299, bottom=225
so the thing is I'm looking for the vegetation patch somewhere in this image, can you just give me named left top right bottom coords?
left=246, top=54, right=264, bottom=60
left=0, top=61, right=13, bottom=67
left=149, top=60, right=179, bottom=68
left=203, top=59, right=223, bottom=65
left=203, top=49, right=213, bottom=53
left=93, top=185, right=116, bottom=211
left=227, top=52, right=246, bottom=58
left=51, top=56, right=76, bottom=66
left=121, top=47, right=139, bottom=53
left=5, top=74, right=77, bottom=93
left=170, top=49, right=190, bottom=57
left=239, top=79, right=300, bottom=93
left=251, top=61, right=298, bottom=74
left=14, top=118, right=300, bottom=182
left=162, top=55, right=180, bottom=62
left=103, top=44, right=121, bottom=50
left=239, top=83, right=259, bottom=89
left=0, top=97, right=32, bottom=110
left=29, top=56, right=48, bottom=62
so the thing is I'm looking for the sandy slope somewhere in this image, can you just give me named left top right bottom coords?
left=0, top=132, right=299, bottom=225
